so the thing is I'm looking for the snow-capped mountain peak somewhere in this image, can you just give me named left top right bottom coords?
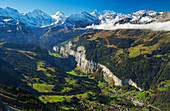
left=33, top=9, right=42, bottom=13
left=81, top=11, right=97, bottom=20
left=51, top=11, right=66, bottom=26
left=81, top=11, right=91, bottom=15
left=132, top=10, right=158, bottom=17
left=51, top=11, right=65, bottom=20
left=132, top=10, right=146, bottom=16
left=0, top=7, right=20, bottom=20
left=63, top=11, right=101, bottom=28
left=54, top=11, right=65, bottom=16
left=102, top=10, right=116, bottom=14
left=29, top=9, right=50, bottom=17
left=0, top=7, right=55, bottom=27
left=0, top=7, right=169, bottom=30
left=26, top=9, right=51, bottom=19
left=23, top=9, right=54, bottom=27
left=5, top=7, right=19, bottom=13
left=91, top=10, right=100, bottom=17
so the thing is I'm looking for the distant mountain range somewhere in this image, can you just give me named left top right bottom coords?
left=0, top=7, right=169, bottom=111
left=0, top=7, right=170, bottom=29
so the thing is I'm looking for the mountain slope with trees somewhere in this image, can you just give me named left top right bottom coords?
left=55, top=29, right=170, bottom=110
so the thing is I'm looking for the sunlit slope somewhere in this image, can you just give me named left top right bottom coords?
left=61, top=29, right=170, bottom=90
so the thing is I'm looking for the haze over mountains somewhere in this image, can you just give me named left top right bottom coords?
left=0, top=7, right=170, bottom=30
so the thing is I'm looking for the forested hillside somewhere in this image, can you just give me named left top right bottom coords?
left=66, top=29, right=170, bottom=90
left=55, top=29, right=170, bottom=110
left=0, top=42, right=157, bottom=110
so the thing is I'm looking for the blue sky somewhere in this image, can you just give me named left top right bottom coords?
left=0, top=0, right=169, bottom=15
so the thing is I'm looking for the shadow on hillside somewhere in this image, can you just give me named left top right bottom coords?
left=51, top=55, right=77, bottom=72
left=50, top=55, right=98, bottom=84
left=0, top=59, right=41, bottom=96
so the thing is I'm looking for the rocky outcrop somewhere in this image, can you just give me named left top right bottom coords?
left=53, top=41, right=142, bottom=91
left=53, top=42, right=99, bottom=73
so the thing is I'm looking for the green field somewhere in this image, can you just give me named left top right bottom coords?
left=33, top=83, right=54, bottom=93
left=67, top=70, right=78, bottom=76
left=65, top=78, right=76, bottom=84
left=67, top=70, right=85, bottom=77
left=37, top=61, right=47, bottom=72
left=136, top=92, right=145, bottom=100
left=48, top=51, right=63, bottom=58
left=61, top=87, right=72, bottom=93
left=98, top=81, right=107, bottom=87
left=61, top=106, right=74, bottom=110
left=39, top=95, right=73, bottom=103
left=125, top=90, right=136, bottom=94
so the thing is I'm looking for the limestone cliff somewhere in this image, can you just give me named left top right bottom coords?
left=53, top=41, right=142, bottom=91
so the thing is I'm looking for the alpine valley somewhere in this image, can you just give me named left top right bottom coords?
left=0, top=7, right=169, bottom=111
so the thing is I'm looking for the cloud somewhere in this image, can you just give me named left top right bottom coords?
left=86, top=21, right=170, bottom=31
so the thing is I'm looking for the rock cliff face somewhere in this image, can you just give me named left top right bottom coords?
left=53, top=41, right=142, bottom=91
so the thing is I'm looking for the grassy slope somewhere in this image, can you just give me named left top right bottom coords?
left=0, top=84, right=46, bottom=110
left=59, top=29, right=170, bottom=110
left=68, top=29, right=170, bottom=89
left=0, top=41, right=160, bottom=110
left=0, top=42, right=104, bottom=110
left=39, top=26, right=86, bottom=49
left=0, top=42, right=67, bottom=94
left=0, top=29, right=169, bottom=110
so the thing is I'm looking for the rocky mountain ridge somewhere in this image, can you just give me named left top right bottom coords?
left=0, top=7, right=169, bottom=46
left=52, top=29, right=170, bottom=92
left=53, top=41, right=142, bottom=91
left=0, top=7, right=169, bottom=28
left=0, top=7, right=55, bottom=27
left=0, top=16, right=37, bottom=44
